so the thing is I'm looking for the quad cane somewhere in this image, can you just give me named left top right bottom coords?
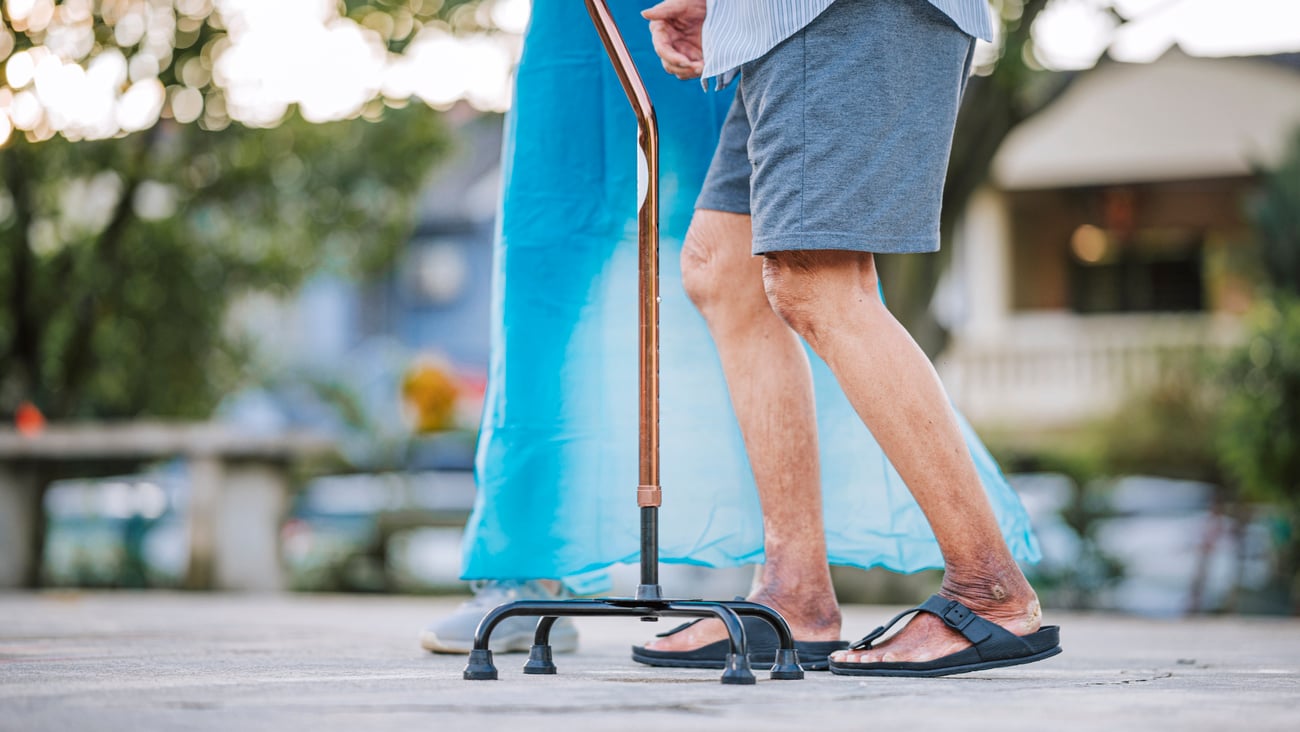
left=462, top=0, right=804, bottom=686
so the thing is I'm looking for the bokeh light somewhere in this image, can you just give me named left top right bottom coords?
left=3, top=1, right=1297, bottom=141
left=1033, top=0, right=1300, bottom=70
left=1, top=0, right=529, bottom=143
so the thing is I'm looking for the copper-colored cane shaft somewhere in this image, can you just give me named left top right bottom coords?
left=585, top=0, right=662, bottom=509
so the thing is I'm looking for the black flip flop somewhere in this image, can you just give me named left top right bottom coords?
left=631, top=615, right=848, bottom=671
left=828, top=594, right=1062, bottom=677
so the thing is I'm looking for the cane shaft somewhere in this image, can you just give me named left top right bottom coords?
left=585, top=0, right=662, bottom=507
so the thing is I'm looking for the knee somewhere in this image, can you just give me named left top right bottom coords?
left=680, top=213, right=750, bottom=313
left=761, top=250, right=879, bottom=341
left=760, top=253, right=821, bottom=337
left=680, top=227, right=725, bottom=311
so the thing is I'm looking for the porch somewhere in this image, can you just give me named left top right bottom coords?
left=937, top=311, right=1242, bottom=429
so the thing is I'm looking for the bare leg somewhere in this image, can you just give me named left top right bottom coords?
left=761, top=249, right=1040, bottom=664
left=644, top=210, right=840, bottom=651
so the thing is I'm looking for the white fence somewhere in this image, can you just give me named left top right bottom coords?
left=936, top=312, right=1244, bottom=428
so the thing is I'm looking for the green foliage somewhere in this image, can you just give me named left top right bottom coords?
left=1099, top=356, right=1225, bottom=484
left=0, top=107, right=447, bottom=419
left=985, top=440, right=1125, bottom=610
left=342, top=0, right=492, bottom=51
left=1222, top=127, right=1300, bottom=512
left=1015, top=442, right=1106, bottom=489
left=1217, top=136, right=1300, bottom=609
left=0, top=1, right=467, bottom=419
left=1217, top=296, right=1300, bottom=511
left=1249, top=129, right=1300, bottom=297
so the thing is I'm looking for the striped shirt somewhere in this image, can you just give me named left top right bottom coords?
left=702, top=0, right=994, bottom=88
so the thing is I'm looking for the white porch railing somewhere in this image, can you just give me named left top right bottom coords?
left=936, top=312, right=1244, bottom=428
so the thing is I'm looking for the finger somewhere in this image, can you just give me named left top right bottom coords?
left=662, top=60, right=701, bottom=81
left=671, top=43, right=704, bottom=66
left=659, top=58, right=689, bottom=80
left=667, top=52, right=704, bottom=73
left=648, top=22, right=695, bottom=68
left=659, top=52, right=700, bottom=73
left=648, top=21, right=692, bottom=63
left=672, top=39, right=705, bottom=65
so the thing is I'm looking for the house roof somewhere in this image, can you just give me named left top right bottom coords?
left=992, top=48, right=1300, bottom=190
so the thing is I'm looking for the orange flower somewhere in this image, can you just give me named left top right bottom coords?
left=400, top=359, right=460, bottom=433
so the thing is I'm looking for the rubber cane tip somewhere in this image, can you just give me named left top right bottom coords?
left=769, top=648, right=805, bottom=680
left=720, top=653, right=757, bottom=686
left=523, top=644, right=557, bottom=675
left=463, top=648, right=499, bottom=680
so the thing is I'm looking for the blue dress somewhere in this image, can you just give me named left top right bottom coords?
left=461, top=0, right=1040, bottom=590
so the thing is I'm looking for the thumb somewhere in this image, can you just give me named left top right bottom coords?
left=641, top=1, right=677, bottom=20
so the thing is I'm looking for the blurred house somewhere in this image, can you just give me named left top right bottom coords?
left=214, top=113, right=506, bottom=589
left=365, top=111, right=502, bottom=372
left=222, top=111, right=501, bottom=468
left=937, top=49, right=1300, bottom=430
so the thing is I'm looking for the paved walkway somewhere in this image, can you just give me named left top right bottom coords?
left=1, top=592, right=1297, bottom=731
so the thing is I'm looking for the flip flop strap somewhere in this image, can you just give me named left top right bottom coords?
left=654, top=618, right=703, bottom=639
left=655, top=597, right=746, bottom=638
left=850, top=595, right=1023, bottom=657
left=850, top=606, right=922, bottom=650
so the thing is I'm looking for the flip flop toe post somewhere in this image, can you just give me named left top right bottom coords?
left=631, top=616, right=849, bottom=671
left=828, top=595, right=1061, bottom=677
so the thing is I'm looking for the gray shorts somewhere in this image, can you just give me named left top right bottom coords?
left=695, top=0, right=976, bottom=255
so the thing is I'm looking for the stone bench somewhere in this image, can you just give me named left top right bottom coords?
left=0, top=422, right=335, bottom=591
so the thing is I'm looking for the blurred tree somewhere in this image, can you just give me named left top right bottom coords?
left=1249, top=128, right=1300, bottom=297
left=0, top=0, right=502, bottom=420
left=880, top=0, right=1125, bottom=355
left=1099, top=357, right=1225, bottom=485
left=1217, top=296, right=1300, bottom=611
left=1218, top=129, right=1300, bottom=612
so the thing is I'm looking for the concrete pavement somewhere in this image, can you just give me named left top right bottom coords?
left=1, top=592, right=1297, bottom=731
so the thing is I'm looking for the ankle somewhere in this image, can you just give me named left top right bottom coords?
left=939, top=562, right=1041, bottom=632
left=748, top=588, right=842, bottom=636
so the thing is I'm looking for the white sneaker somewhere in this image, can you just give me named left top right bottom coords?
left=419, top=580, right=579, bottom=654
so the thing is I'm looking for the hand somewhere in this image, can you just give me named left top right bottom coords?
left=642, top=0, right=706, bottom=80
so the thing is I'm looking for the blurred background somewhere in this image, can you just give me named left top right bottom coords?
left=0, top=0, right=1297, bottom=619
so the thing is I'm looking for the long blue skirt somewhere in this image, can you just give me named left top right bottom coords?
left=461, top=0, right=1040, bottom=588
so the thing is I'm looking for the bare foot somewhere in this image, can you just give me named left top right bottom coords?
left=642, top=588, right=841, bottom=651
left=830, top=572, right=1042, bottom=665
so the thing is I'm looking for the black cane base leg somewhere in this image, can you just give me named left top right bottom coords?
left=723, top=601, right=805, bottom=680
left=463, top=648, right=498, bottom=681
left=767, top=648, right=804, bottom=680
left=667, top=602, right=754, bottom=685
left=670, top=603, right=800, bottom=686
left=523, top=616, right=560, bottom=675
left=722, top=652, right=754, bottom=684
left=460, top=598, right=805, bottom=684
left=463, top=601, right=525, bottom=680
